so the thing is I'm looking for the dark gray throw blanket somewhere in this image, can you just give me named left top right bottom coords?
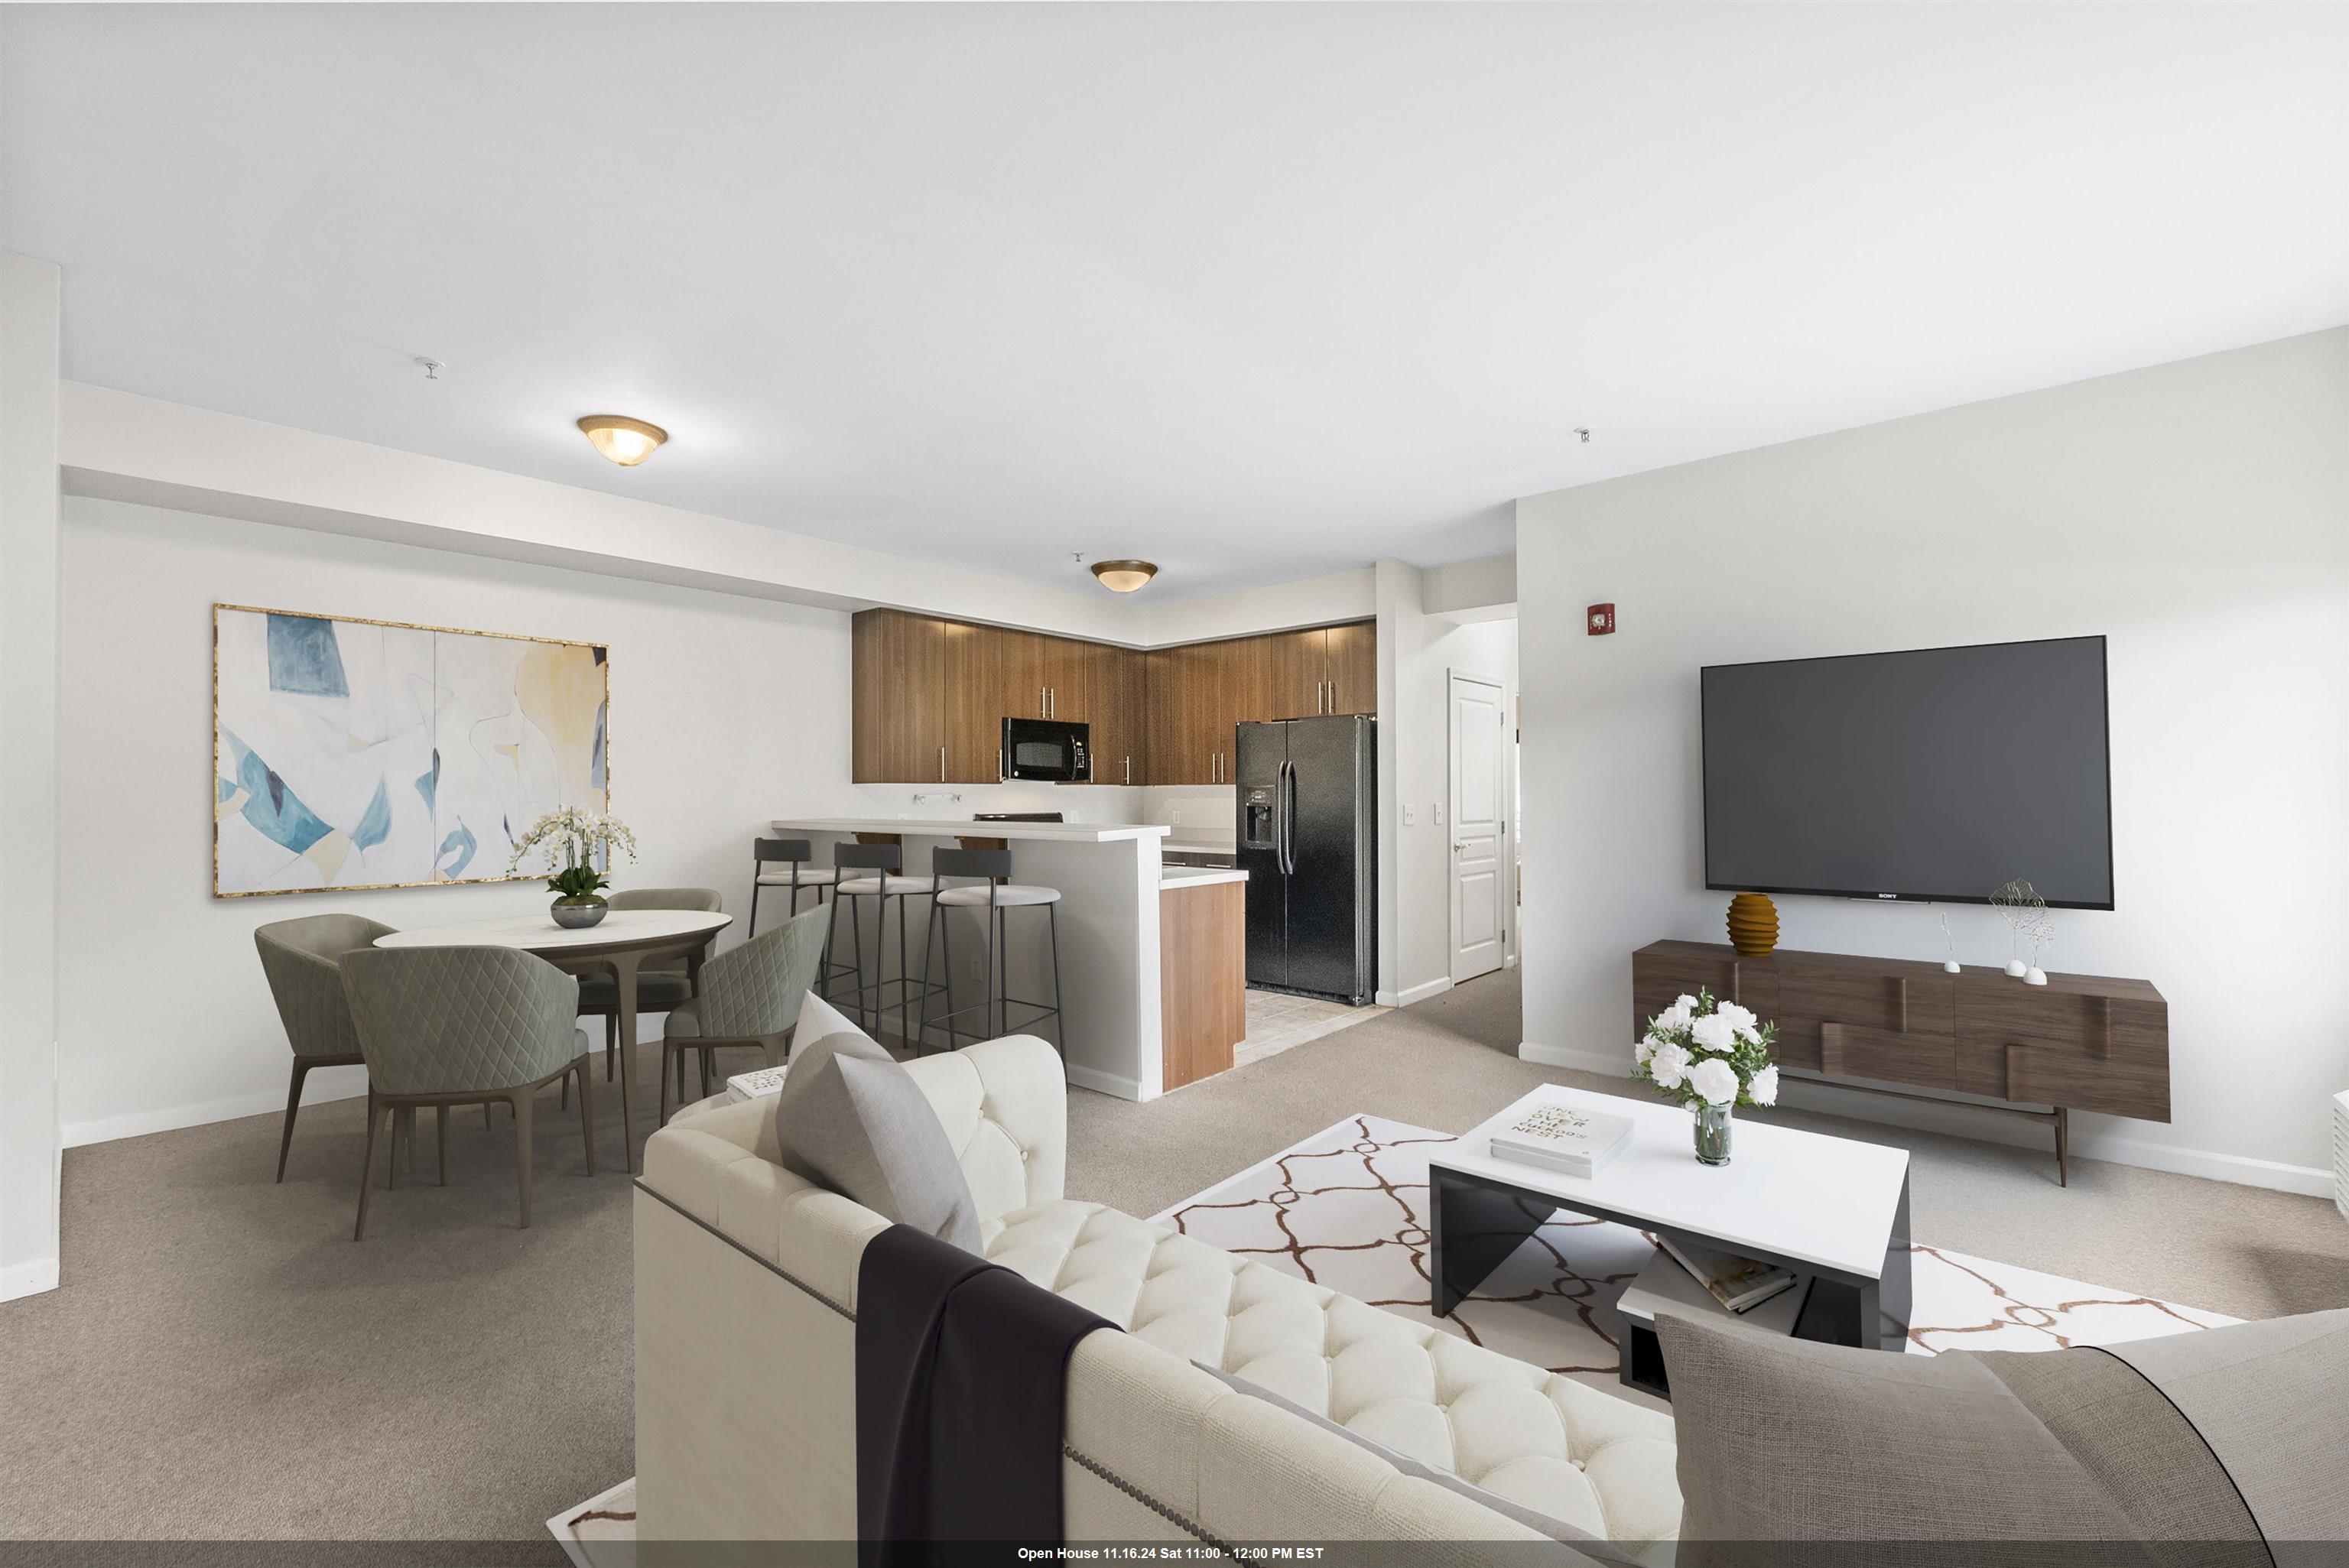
left=856, top=1223, right=1114, bottom=1567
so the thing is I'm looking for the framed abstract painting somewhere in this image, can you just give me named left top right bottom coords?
left=213, top=605, right=609, bottom=896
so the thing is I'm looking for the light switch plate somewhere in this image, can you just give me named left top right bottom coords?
left=1434, top=803, right=1445, bottom=826
left=1403, top=805, right=1417, bottom=826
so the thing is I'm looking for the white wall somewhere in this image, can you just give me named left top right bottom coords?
left=55, top=495, right=1080, bottom=1144
left=1, top=253, right=63, bottom=1300
left=1376, top=561, right=1518, bottom=1005
left=1516, top=328, right=2349, bottom=1193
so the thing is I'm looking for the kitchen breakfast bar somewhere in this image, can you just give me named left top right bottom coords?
left=768, top=818, right=1246, bottom=1099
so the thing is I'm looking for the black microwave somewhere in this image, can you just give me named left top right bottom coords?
left=1001, top=717, right=1090, bottom=782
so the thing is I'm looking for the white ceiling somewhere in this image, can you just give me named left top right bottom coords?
left=5, top=4, right=2344, bottom=602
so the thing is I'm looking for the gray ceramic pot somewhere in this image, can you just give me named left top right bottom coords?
left=551, top=894, right=609, bottom=930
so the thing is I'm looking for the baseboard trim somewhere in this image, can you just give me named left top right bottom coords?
left=1064, top=1062, right=1150, bottom=1103
left=1396, top=976, right=1454, bottom=1007
left=1, top=1257, right=60, bottom=1302
left=63, top=1065, right=369, bottom=1149
left=1518, top=1040, right=1631, bottom=1074
left=1516, top=1040, right=2332, bottom=1198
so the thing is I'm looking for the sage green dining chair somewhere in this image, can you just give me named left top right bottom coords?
left=570, top=886, right=723, bottom=1097
left=254, top=913, right=397, bottom=1181
left=339, top=945, right=596, bottom=1239
left=659, top=904, right=830, bottom=1125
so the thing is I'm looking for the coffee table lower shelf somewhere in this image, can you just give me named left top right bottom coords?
left=1427, top=1162, right=1912, bottom=1401
left=1614, top=1249, right=1815, bottom=1399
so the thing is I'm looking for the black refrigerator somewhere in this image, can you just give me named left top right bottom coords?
left=1235, top=713, right=1377, bottom=1005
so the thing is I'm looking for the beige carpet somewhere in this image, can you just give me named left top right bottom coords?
left=5, top=969, right=2345, bottom=1543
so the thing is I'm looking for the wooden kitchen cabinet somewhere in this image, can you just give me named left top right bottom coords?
left=1035, top=635, right=1088, bottom=723
left=1259, top=628, right=1329, bottom=719
left=853, top=609, right=947, bottom=784
left=942, top=622, right=1042, bottom=782
left=852, top=609, right=1377, bottom=784
left=1041, top=636, right=1139, bottom=784
left=1076, top=643, right=1149, bottom=786
left=1326, top=621, right=1376, bottom=714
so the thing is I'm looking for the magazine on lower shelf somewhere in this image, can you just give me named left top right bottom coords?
left=1658, top=1234, right=1800, bottom=1313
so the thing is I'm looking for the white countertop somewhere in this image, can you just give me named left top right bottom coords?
left=771, top=816, right=1171, bottom=844
left=1162, top=840, right=1236, bottom=855
left=1431, top=1083, right=1909, bottom=1280
left=1160, top=868, right=1248, bottom=890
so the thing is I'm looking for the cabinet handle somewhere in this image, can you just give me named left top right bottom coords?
left=1123, top=755, right=1132, bottom=784
left=940, top=745, right=946, bottom=782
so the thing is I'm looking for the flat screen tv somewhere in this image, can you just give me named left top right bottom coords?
left=1701, top=636, right=2112, bottom=910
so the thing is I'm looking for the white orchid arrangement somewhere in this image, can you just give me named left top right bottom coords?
left=1635, top=989, right=1780, bottom=1112
left=507, top=807, right=638, bottom=899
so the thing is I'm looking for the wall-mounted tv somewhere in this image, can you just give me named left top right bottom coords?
left=1701, top=636, right=2113, bottom=910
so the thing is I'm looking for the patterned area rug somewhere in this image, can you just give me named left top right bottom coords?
left=1148, top=1113, right=2235, bottom=1384
left=554, top=1113, right=2238, bottom=1553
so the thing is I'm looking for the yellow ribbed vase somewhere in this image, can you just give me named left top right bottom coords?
left=1726, top=892, right=1779, bottom=957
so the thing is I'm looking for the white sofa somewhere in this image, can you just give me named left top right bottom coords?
left=633, top=1034, right=1685, bottom=1560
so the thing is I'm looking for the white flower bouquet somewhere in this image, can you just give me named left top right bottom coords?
left=1636, top=989, right=1779, bottom=1163
left=507, top=806, right=639, bottom=899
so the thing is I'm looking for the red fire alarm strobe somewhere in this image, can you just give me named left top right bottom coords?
left=1587, top=603, right=1616, bottom=635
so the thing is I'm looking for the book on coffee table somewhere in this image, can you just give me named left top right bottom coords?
left=725, top=1065, right=789, bottom=1103
left=1489, top=1099, right=1633, bottom=1179
left=1658, top=1233, right=1799, bottom=1313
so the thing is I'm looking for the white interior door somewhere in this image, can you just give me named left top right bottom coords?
left=1449, top=673, right=1507, bottom=983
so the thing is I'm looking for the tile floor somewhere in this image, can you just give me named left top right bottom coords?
left=1233, top=987, right=1387, bottom=1066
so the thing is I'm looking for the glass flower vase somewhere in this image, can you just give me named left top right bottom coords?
left=1692, top=1101, right=1733, bottom=1166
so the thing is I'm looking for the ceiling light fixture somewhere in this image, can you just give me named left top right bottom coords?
left=1089, top=560, right=1159, bottom=594
left=577, top=414, right=668, bottom=467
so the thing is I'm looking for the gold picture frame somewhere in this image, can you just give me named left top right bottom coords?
left=212, top=603, right=610, bottom=898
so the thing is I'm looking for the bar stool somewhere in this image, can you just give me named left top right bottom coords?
left=913, top=848, right=1065, bottom=1054
left=748, top=837, right=835, bottom=937
left=829, top=842, right=948, bottom=1041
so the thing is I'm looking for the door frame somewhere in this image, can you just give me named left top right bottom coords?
left=1447, top=670, right=1510, bottom=985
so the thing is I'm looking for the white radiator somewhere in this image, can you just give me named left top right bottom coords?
left=2336, top=1089, right=2349, bottom=1223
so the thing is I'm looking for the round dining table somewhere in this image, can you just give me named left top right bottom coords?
left=374, top=907, right=733, bottom=1174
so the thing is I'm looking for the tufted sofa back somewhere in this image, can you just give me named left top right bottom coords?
left=642, top=1032, right=1066, bottom=1248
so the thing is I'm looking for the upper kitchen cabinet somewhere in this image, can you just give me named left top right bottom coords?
left=943, top=622, right=1042, bottom=782
left=1325, top=621, right=1376, bottom=714
left=850, top=609, right=1376, bottom=784
left=1064, top=641, right=1149, bottom=786
left=853, top=609, right=947, bottom=783
left=1152, top=640, right=1236, bottom=784
left=1259, top=628, right=1330, bottom=719
left=1233, top=622, right=1379, bottom=720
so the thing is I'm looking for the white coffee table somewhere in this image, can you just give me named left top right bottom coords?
left=1428, top=1084, right=1912, bottom=1391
